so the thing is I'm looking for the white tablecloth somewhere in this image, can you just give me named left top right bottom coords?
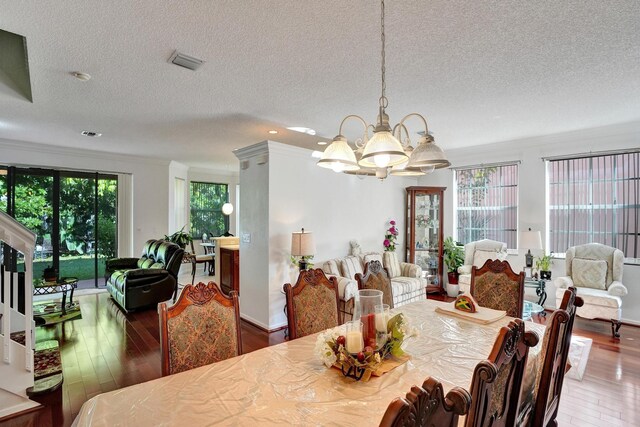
left=73, top=299, right=545, bottom=426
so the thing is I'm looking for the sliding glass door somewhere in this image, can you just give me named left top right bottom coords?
left=1, top=167, right=118, bottom=287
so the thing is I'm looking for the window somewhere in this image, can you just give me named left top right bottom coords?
left=455, top=163, right=519, bottom=248
left=548, top=151, right=639, bottom=257
left=189, top=181, right=228, bottom=239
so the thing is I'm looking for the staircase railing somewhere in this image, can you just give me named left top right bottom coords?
left=0, top=210, right=35, bottom=380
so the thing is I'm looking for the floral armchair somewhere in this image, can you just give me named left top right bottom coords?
left=554, top=243, right=627, bottom=338
left=457, top=239, right=508, bottom=294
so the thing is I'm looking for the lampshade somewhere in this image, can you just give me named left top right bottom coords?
left=317, top=136, right=360, bottom=172
left=406, top=135, right=451, bottom=169
left=359, top=130, right=408, bottom=168
left=222, top=203, right=234, bottom=216
left=520, top=230, right=542, bottom=250
left=291, top=228, right=316, bottom=257
left=390, top=146, right=425, bottom=176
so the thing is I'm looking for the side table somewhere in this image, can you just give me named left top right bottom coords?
left=524, top=278, right=547, bottom=306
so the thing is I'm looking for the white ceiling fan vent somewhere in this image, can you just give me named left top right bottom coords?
left=168, top=50, right=205, bottom=71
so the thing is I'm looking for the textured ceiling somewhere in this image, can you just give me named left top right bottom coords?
left=0, top=0, right=639, bottom=170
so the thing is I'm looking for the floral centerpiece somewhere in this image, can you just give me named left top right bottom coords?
left=315, top=312, right=417, bottom=381
left=383, top=220, right=399, bottom=252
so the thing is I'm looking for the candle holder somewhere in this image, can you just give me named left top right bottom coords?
left=353, top=289, right=384, bottom=350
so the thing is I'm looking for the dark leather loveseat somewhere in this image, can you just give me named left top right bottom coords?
left=106, top=239, right=184, bottom=312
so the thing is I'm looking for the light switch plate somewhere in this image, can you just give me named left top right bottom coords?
left=241, top=232, right=251, bottom=243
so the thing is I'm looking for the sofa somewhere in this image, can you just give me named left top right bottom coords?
left=554, top=243, right=627, bottom=338
left=321, top=251, right=426, bottom=321
left=457, top=239, right=508, bottom=294
left=106, top=239, right=184, bottom=312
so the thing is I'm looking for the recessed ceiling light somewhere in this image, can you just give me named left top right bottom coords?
left=81, top=130, right=102, bottom=137
left=311, top=151, right=323, bottom=159
left=287, top=127, right=316, bottom=136
left=317, top=141, right=327, bottom=146
left=72, top=72, right=91, bottom=81
left=268, top=130, right=278, bottom=134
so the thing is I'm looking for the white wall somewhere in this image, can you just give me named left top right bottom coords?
left=419, top=121, right=640, bottom=325
left=0, top=138, right=170, bottom=256
left=237, top=141, right=416, bottom=330
left=168, top=161, right=189, bottom=234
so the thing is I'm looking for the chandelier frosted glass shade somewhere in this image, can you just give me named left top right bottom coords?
left=407, top=135, right=451, bottom=170
left=316, top=136, right=360, bottom=172
left=359, top=130, right=408, bottom=168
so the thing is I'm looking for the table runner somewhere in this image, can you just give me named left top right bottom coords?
left=73, top=299, right=545, bottom=426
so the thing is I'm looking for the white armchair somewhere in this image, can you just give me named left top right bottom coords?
left=554, top=243, right=627, bottom=338
left=457, top=239, right=508, bottom=293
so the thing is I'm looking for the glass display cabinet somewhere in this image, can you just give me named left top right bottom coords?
left=405, top=186, right=446, bottom=294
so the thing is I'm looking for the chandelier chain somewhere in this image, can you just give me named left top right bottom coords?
left=380, top=0, right=388, bottom=108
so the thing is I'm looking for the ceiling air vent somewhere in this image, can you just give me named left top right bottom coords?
left=168, top=50, right=205, bottom=71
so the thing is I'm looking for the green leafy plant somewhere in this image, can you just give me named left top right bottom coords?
left=164, top=226, right=193, bottom=249
left=443, top=237, right=464, bottom=273
left=535, top=253, right=553, bottom=271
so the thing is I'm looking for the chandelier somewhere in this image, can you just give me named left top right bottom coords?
left=317, top=0, right=450, bottom=179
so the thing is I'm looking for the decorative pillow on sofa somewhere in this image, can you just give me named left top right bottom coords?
left=363, top=253, right=383, bottom=265
left=340, top=256, right=363, bottom=280
left=383, top=252, right=401, bottom=278
left=322, top=259, right=341, bottom=277
left=472, top=249, right=500, bottom=268
left=572, top=258, right=607, bottom=290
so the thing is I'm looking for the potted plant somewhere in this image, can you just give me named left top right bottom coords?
left=164, top=226, right=193, bottom=249
left=443, top=237, right=464, bottom=288
left=535, top=253, right=554, bottom=280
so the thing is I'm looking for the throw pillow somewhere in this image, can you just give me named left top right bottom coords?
left=383, top=252, right=401, bottom=278
left=472, top=249, right=499, bottom=268
left=322, top=259, right=340, bottom=277
left=572, top=258, right=607, bottom=290
left=363, top=253, right=383, bottom=265
left=340, top=256, right=363, bottom=280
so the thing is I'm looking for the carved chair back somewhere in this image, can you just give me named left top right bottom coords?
left=380, top=376, right=471, bottom=427
left=284, top=269, right=340, bottom=340
left=466, top=319, right=539, bottom=427
left=470, top=259, right=524, bottom=318
left=158, top=281, right=242, bottom=376
left=528, top=287, right=583, bottom=427
left=355, top=260, right=394, bottom=309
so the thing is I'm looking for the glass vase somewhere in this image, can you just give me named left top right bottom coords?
left=353, top=289, right=384, bottom=350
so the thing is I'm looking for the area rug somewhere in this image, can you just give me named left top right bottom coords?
left=33, top=300, right=82, bottom=326
left=8, top=334, right=62, bottom=380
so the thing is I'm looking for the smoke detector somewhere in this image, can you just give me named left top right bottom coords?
left=168, top=50, right=205, bottom=71
left=81, top=130, right=102, bottom=137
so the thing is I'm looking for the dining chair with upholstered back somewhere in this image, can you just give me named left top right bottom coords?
left=355, top=260, right=394, bottom=309
left=470, top=259, right=525, bottom=318
left=284, top=268, right=340, bottom=340
left=466, top=319, right=539, bottom=427
left=524, top=287, right=583, bottom=427
left=380, top=376, right=471, bottom=427
left=158, top=281, right=242, bottom=376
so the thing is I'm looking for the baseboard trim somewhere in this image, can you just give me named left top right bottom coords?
left=240, top=316, right=287, bottom=334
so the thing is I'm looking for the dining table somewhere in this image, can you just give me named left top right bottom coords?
left=73, top=299, right=546, bottom=426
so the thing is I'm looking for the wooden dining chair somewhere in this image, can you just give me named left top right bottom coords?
left=283, top=268, right=340, bottom=340
left=355, top=260, right=394, bottom=309
left=466, top=319, right=539, bottom=427
left=524, top=287, right=584, bottom=427
left=470, top=259, right=524, bottom=318
left=380, top=376, right=471, bottom=427
left=158, top=281, right=242, bottom=376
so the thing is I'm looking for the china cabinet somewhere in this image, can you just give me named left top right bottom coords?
left=405, top=186, right=446, bottom=294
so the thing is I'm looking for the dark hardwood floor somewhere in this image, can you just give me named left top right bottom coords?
left=14, top=290, right=640, bottom=426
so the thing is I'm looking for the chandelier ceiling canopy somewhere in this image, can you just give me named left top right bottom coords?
left=316, top=0, right=450, bottom=179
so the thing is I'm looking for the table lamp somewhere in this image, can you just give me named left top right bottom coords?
left=520, top=228, right=542, bottom=268
left=291, top=228, right=316, bottom=271
left=221, top=203, right=234, bottom=236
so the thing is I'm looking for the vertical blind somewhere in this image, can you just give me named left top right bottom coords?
left=455, top=163, right=519, bottom=248
left=548, top=152, right=639, bottom=257
left=189, top=181, right=228, bottom=239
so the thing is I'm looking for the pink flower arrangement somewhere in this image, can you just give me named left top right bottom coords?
left=383, top=220, right=398, bottom=252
